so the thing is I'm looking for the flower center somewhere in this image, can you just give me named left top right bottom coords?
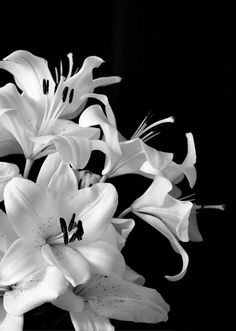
left=59, top=213, right=84, bottom=245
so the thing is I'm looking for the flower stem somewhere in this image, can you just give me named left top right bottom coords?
left=23, top=159, right=34, bottom=179
left=118, top=206, right=132, bottom=218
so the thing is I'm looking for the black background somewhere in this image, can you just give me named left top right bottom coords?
left=0, top=1, right=232, bottom=330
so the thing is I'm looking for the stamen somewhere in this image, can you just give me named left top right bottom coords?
left=42, top=79, right=49, bottom=95
left=76, top=220, right=84, bottom=240
left=68, top=213, right=76, bottom=231
left=69, top=232, right=77, bottom=243
left=62, top=86, right=69, bottom=102
left=195, top=204, right=226, bottom=211
left=69, top=89, right=74, bottom=103
left=60, top=217, right=68, bottom=245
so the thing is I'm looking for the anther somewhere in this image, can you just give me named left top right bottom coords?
left=60, top=217, right=68, bottom=245
left=68, top=213, right=76, bottom=231
left=62, top=86, right=69, bottom=102
left=69, top=89, right=74, bottom=103
left=76, top=220, right=84, bottom=240
left=42, top=79, right=49, bottom=94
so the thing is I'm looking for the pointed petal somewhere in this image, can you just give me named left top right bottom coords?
left=41, top=244, right=90, bottom=287
left=37, top=153, right=77, bottom=203
left=77, top=241, right=126, bottom=278
left=53, top=288, right=84, bottom=313
left=0, top=83, right=39, bottom=132
left=4, top=177, right=60, bottom=246
left=123, top=265, right=145, bottom=285
left=81, top=93, right=117, bottom=127
left=64, top=183, right=118, bottom=244
left=0, top=209, right=17, bottom=253
left=0, top=162, right=20, bottom=202
left=79, top=104, right=121, bottom=156
left=188, top=212, right=203, bottom=242
left=49, top=119, right=100, bottom=139
left=0, top=311, right=23, bottom=331
left=53, top=136, right=92, bottom=169
left=0, top=109, right=33, bottom=158
left=70, top=305, right=114, bottom=331
left=110, top=139, right=172, bottom=178
left=132, top=176, right=192, bottom=242
left=0, top=125, right=22, bottom=157
left=0, top=238, right=45, bottom=286
left=1, top=50, right=55, bottom=103
left=93, top=76, right=121, bottom=89
left=164, top=133, right=197, bottom=188
left=80, top=276, right=169, bottom=323
left=59, top=56, right=104, bottom=118
left=134, top=212, right=189, bottom=281
left=3, top=265, right=68, bottom=315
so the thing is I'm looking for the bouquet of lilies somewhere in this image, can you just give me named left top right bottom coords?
left=0, top=50, right=223, bottom=331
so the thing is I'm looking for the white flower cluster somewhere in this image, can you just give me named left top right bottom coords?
left=0, top=50, right=212, bottom=331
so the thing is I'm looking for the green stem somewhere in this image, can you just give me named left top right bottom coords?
left=23, top=159, right=34, bottom=179
left=118, top=206, right=132, bottom=218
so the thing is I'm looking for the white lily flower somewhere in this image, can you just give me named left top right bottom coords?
left=0, top=162, right=21, bottom=202
left=3, top=154, right=125, bottom=287
left=130, top=176, right=193, bottom=281
left=0, top=209, right=68, bottom=330
left=52, top=266, right=169, bottom=331
left=0, top=49, right=120, bottom=160
left=79, top=93, right=174, bottom=178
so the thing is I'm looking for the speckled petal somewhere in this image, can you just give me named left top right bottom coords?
left=3, top=265, right=68, bottom=315
left=79, top=276, right=169, bottom=324
left=4, top=177, right=60, bottom=246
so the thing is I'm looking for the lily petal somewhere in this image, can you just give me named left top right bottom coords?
left=60, top=56, right=105, bottom=119
left=0, top=302, right=23, bottom=331
left=164, top=133, right=197, bottom=188
left=79, top=276, right=169, bottom=323
left=0, top=209, right=17, bottom=253
left=4, top=177, right=60, bottom=246
left=49, top=119, right=100, bottom=139
left=77, top=241, right=126, bottom=278
left=123, top=265, right=145, bottom=286
left=37, top=153, right=77, bottom=203
left=0, top=238, right=45, bottom=286
left=53, top=288, right=84, bottom=313
left=70, top=305, right=114, bottom=331
left=53, top=136, right=92, bottom=169
left=109, top=138, right=173, bottom=178
left=188, top=211, right=203, bottom=242
left=0, top=109, right=33, bottom=158
left=79, top=104, right=121, bottom=156
left=64, top=183, right=118, bottom=244
left=0, top=162, right=20, bottom=202
left=131, top=176, right=192, bottom=242
left=0, top=125, right=22, bottom=157
left=3, top=265, right=68, bottom=316
left=0, top=50, right=55, bottom=103
left=41, top=244, right=90, bottom=287
left=133, top=212, right=189, bottom=281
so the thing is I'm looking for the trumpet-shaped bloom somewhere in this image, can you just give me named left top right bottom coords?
left=130, top=176, right=193, bottom=281
left=52, top=267, right=169, bottom=331
left=0, top=162, right=21, bottom=202
left=79, top=94, right=174, bottom=177
left=0, top=50, right=120, bottom=160
left=3, top=154, right=125, bottom=287
left=0, top=209, right=68, bottom=330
